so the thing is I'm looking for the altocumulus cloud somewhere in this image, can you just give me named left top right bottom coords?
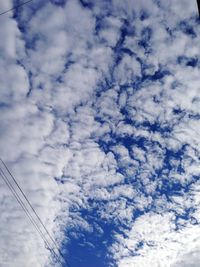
left=0, top=0, right=200, bottom=267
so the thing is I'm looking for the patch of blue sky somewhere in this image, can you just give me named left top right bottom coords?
left=179, top=20, right=197, bottom=37
left=62, top=206, right=120, bottom=267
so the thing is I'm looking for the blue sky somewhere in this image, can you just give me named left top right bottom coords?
left=0, top=0, right=200, bottom=267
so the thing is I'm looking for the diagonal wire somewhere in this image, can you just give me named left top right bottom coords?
left=0, top=158, right=69, bottom=266
left=197, top=0, right=200, bottom=16
left=0, top=0, right=34, bottom=16
left=0, top=166, right=64, bottom=266
left=0, top=0, right=71, bottom=264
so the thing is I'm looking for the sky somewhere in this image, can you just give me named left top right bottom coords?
left=0, top=0, right=200, bottom=266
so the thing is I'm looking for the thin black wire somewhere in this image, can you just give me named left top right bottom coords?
left=0, top=0, right=34, bottom=16
left=0, top=0, right=71, bottom=263
left=197, top=0, right=200, bottom=15
left=0, top=167, right=64, bottom=266
left=0, top=158, right=69, bottom=266
left=0, top=167, right=63, bottom=266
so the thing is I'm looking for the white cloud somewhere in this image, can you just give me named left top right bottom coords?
left=1, top=0, right=200, bottom=266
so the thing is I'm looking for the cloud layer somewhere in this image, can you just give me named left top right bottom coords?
left=0, top=0, right=200, bottom=266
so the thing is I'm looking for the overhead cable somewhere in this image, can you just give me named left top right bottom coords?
left=0, top=0, right=34, bottom=16
left=0, top=158, right=67, bottom=265
left=0, top=162, right=64, bottom=266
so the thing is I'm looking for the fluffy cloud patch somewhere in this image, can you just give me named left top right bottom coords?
left=0, top=0, right=200, bottom=267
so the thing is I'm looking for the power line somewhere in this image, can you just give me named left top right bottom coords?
left=0, top=163, right=65, bottom=266
left=197, top=0, right=200, bottom=16
left=0, top=158, right=69, bottom=266
left=0, top=167, right=63, bottom=266
left=0, top=0, right=34, bottom=16
left=0, top=0, right=71, bottom=264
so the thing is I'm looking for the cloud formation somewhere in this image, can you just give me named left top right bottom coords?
left=0, top=0, right=200, bottom=266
